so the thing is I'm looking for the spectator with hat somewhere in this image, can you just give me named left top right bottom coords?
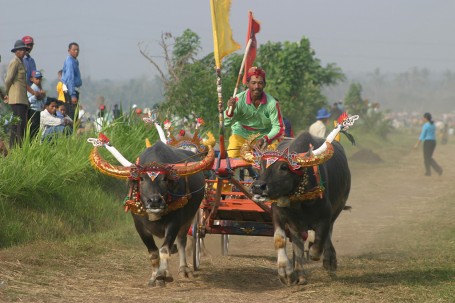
left=219, top=66, right=284, bottom=157
left=4, top=40, right=30, bottom=147
left=62, top=42, right=82, bottom=122
left=21, top=36, right=44, bottom=101
left=309, top=107, right=331, bottom=138
left=27, top=70, right=47, bottom=139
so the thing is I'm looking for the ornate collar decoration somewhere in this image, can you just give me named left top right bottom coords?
left=130, top=161, right=179, bottom=182
left=253, top=148, right=302, bottom=174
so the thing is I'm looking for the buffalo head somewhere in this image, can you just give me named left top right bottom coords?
left=88, top=133, right=214, bottom=218
left=241, top=134, right=333, bottom=204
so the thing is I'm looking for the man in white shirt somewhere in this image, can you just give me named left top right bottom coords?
left=309, top=108, right=331, bottom=138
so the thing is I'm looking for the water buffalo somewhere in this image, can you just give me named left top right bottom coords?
left=242, top=116, right=357, bottom=286
left=88, top=133, right=214, bottom=286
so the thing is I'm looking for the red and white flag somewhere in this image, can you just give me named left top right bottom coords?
left=242, top=11, right=261, bottom=85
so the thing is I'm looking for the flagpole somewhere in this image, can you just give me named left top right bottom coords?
left=232, top=38, right=253, bottom=98
left=227, top=38, right=253, bottom=116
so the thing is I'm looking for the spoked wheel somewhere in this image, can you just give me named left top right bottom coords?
left=192, top=210, right=202, bottom=271
left=221, top=234, right=229, bottom=256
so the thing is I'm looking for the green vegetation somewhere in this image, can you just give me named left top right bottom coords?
left=0, top=115, right=158, bottom=248
left=138, top=30, right=344, bottom=133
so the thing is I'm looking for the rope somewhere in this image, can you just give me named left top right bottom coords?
left=168, top=182, right=206, bottom=198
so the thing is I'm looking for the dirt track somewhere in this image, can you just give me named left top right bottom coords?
left=0, top=139, right=453, bottom=303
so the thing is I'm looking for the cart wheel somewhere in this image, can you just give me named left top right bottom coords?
left=221, top=234, right=229, bottom=256
left=192, top=211, right=201, bottom=271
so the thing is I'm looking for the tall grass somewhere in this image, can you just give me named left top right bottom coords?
left=0, top=115, right=159, bottom=248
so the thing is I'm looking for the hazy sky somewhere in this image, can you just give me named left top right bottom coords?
left=1, top=0, right=454, bottom=81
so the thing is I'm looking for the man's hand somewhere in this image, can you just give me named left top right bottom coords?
left=218, top=97, right=237, bottom=114
left=226, top=97, right=237, bottom=116
left=71, top=96, right=78, bottom=104
left=227, top=97, right=237, bottom=109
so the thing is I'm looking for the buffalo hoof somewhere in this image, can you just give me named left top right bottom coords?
left=278, top=268, right=298, bottom=286
left=297, top=274, right=308, bottom=285
left=309, top=245, right=322, bottom=261
left=178, top=266, right=194, bottom=279
left=148, top=272, right=174, bottom=287
left=279, top=273, right=298, bottom=286
left=323, top=257, right=337, bottom=272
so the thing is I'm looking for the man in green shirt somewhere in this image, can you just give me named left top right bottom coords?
left=219, top=66, right=285, bottom=158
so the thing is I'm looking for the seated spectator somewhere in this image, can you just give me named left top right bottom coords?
left=56, top=101, right=73, bottom=134
left=40, top=98, right=72, bottom=142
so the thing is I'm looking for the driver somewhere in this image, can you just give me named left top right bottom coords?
left=219, top=66, right=284, bottom=158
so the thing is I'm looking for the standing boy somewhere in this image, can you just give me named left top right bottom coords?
left=27, top=70, right=46, bottom=138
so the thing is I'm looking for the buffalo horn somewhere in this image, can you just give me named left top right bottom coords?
left=295, top=141, right=334, bottom=167
left=172, top=144, right=215, bottom=176
left=90, top=148, right=131, bottom=179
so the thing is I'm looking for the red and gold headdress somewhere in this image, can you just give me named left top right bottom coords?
left=246, top=66, right=266, bottom=82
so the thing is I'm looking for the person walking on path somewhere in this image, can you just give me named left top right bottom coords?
left=414, top=112, right=443, bottom=176
left=3, top=40, right=30, bottom=148
left=62, top=42, right=82, bottom=122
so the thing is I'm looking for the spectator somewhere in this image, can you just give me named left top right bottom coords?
left=40, top=98, right=72, bottom=142
left=56, top=101, right=73, bottom=134
left=62, top=42, right=82, bottom=122
left=309, top=107, right=331, bottom=138
left=22, top=36, right=44, bottom=102
left=330, top=102, right=343, bottom=121
left=4, top=40, right=30, bottom=148
left=56, top=70, right=66, bottom=102
left=219, top=66, right=284, bottom=157
left=113, top=104, right=121, bottom=119
left=95, top=105, right=110, bottom=132
left=414, top=112, right=443, bottom=176
left=27, top=70, right=46, bottom=139
left=283, top=117, right=294, bottom=138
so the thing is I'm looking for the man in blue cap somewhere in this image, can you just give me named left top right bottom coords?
left=309, top=107, right=331, bottom=138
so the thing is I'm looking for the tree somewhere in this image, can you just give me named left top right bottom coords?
left=256, top=37, right=345, bottom=129
left=344, top=82, right=366, bottom=115
left=139, top=29, right=242, bottom=132
left=140, top=32, right=344, bottom=133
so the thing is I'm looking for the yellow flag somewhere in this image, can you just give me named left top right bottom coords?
left=210, top=0, right=241, bottom=68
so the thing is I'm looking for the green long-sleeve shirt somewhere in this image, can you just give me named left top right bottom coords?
left=224, top=90, right=284, bottom=144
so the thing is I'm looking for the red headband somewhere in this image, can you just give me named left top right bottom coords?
left=246, top=67, right=266, bottom=82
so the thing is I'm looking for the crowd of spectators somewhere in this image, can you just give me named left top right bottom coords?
left=2, top=36, right=81, bottom=146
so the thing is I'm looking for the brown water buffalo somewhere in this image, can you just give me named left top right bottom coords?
left=88, top=134, right=214, bottom=286
left=243, top=118, right=356, bottom=286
